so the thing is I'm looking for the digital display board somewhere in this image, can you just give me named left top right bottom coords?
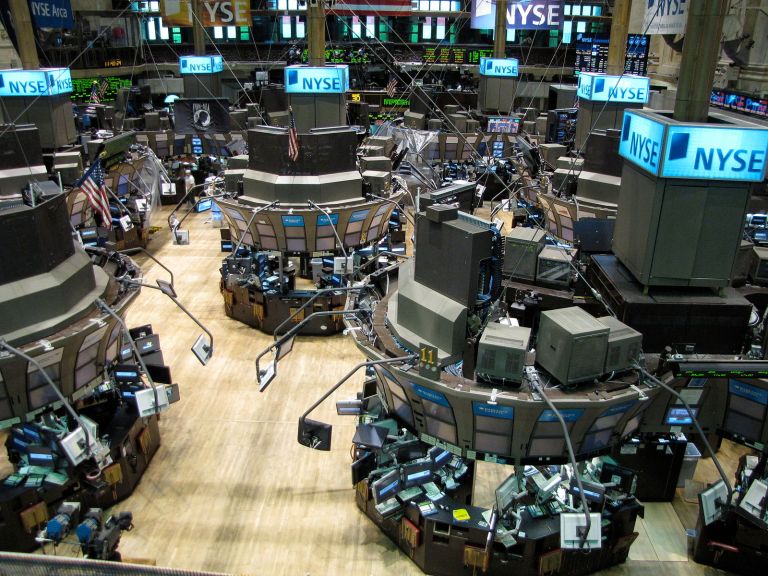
left=479, top=57, right=519, bottom=78
left=574, top=33, right=609, bottom=74
left=711, top=89, right=768, bottom=118
left=422, top=47, right=493, bottom=65
left=284, top=65, right=349, bottom=94
left=0, top=68, right=72, bottom=97
left=577, top=73, right=650, bottom=104
left=487, top=116, right=520, bottom=134
left=301, top=48, right=370, bottom=64
left=70, top=77, right=132, bottom=103
left=625, top=34, right=650, bottom=76
left=179, top=55, right=224, bottom=75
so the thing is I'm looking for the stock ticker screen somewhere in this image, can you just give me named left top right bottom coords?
left=70, top=77, right=133, bottom=103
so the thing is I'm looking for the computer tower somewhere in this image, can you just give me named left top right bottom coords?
left=596, top=316, right=642, bottom=374
left=536, top=307, right=609, bottom=385
left=476, top=323, right=530, bottom=384
left=503, top=227, right=546, bottom=281
left=537, top=246, right=572, bottom=287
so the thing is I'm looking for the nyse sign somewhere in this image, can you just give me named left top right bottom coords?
left=160, top=0, right=250, bottom=27
left=284, top=65, right=349, bottom=94
left=577, top=73, right=650, bottom=104
left=643, top=0, right=688, bottom=36
left=619, top=109, right=768, bottom=183
left=479, top=57, right=519, bottom=78
left=471, top=0, right=563, bottom=30
left=0, top=68, right=72, bottom=97
left=179, top=55, right=224, bottom=75
left=662, top=125, right=768, bottom=182
left=618, top=111, right=666, bottom=176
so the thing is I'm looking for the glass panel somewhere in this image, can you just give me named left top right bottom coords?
left=529, top=437, right=565, bottom=456
left=214, top=26, right=224, bottom=39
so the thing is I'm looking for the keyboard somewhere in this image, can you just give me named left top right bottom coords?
left=397, top=486, right=423, bottom=503
left=375, top=498, right=402, bottom=518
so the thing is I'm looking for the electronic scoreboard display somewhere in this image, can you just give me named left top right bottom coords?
left=70, top=77, right=132, bottom=103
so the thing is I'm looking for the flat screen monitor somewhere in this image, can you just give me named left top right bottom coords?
left=487, top=117, right=519, bottom=134
left=114, top=364, right=141, bottom=383
left=129, top=324, right=153, bottom=340
left=665, top=406, right=698, bottom=426
left=135, top=334, right=160, bottom=356
left=79, top=227, right=99, bottom=246
left=119, top=343, right=133, bottom=361
left=428, top=446, right=452, bottom=469
left=402, top=459, right=432, bottom=488
left=145, top=364, right=172, bottom=384
left=351, top=451, right=376, bottom=486
left=496, top=472, right=523, bottom=515
left=297, top=417, right=332, bottom=451
left=560, top=512, right=602, bottom=550
left=492, top=140, right=505, bottom=158
left=569, top=480, right=606, bottom=505
left=221, top=240, right=234, bottom=252
left=21, top=425, right=42, bottom=443
left=27, top=446, right=55, bottom=468
left=372, top=469, right=402, bottom=504
left=721, top=379, right=768, bottom=444
left=195, top=198, right=213, bottom=212
left=699, top=480, right=728, bottom=526
left=600, top=462, right=635, bottom=494
left=739, top=479, right=768, bottom=519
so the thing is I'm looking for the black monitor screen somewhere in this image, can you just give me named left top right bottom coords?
left=27, top=446, right=55, bottom=468
left=373, top=469, right=401, bottom=504
left=428, top=446, right=452, bottom=468
left=721, top=379, right=768, bottom=443
left=402, top=459, right=432, bottom=488
left=665, top=406, right=698, bottom=426
left=114, top=364, right=141, bottom=383
left=195, top=198, right=213, bottom=212
left=146, top=364, right=172, bottom=384
left=129, top=324, right=153, bottom=340
left=569, top=480, right=605, bottom=505
left=351, top=452, right=376, bottom=486
left=600, top=463, right=635, bottom=494
left=135, top=334, right=160, bottom=356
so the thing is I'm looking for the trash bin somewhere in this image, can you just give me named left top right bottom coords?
left=678, top=442, right=701, bottom=488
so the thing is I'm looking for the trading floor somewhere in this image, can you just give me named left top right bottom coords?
left=0, top=205, right=736, bottom=575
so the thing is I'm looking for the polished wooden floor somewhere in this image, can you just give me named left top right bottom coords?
left=4, top=205, right=742, bottom=574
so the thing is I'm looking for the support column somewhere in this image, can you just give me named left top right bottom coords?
left=606, top=0, right=630, bottom=75
left=8, top=0, right=39, bottom=69
left=494, top=0, right=508, bottom=58
left=193, top=0, right=206, bottom=55
left=674, top=0, right=728, bottom=122
left=308, top=1, right=326, bottom=67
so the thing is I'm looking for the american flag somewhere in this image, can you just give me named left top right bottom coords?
left=99, top=77, right=110, bottom=99
left=329, top=0, right=411, bottom=15
left=77, top=159, right=112, bottom=229
left=288, top=108, right=300, bottom=162
left=386, top=75, right=397, bottom=98
left=90, top=82, right=100, bottom=104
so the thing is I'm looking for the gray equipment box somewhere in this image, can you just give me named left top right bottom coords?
left=476, top=323, right=531, bottom=384
left=504, top=227, right=547, bottom=280
left=596, top=316, right=642, bottom=373
left=360, top=156, right=392, bottom=172
left=537, top=246, right=572, bottom=287
left=536, top=307, right=609, bottom=385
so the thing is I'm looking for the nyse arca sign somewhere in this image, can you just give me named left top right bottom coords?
left=471, top=0, right=563, bottom=30
left=619, top=110, right=768, bottom=182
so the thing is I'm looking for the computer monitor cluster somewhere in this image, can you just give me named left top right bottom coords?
left=599, top=462, right=635, bottom=494
left=371, top=449, right=454, bottom=504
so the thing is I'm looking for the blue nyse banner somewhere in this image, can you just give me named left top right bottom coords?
left=618, top=111, right=666, bottom=176
left=661, top=124, right=768, bottom=182
left=28, top=0, right=74, bottom=30
left=577, top=73, right=650, bottom=104
left=539, top=409, right=583, bottom=423
left=179, top=55, right=224, bottom=75
left=316, top=213, right=339, bottom=226
left=284, top=65, right=349, bottom=94
left=0, top=68, right=72, bottom=97
left=479, top=57, right=519, bottom=78
left=472, top=0, right=563, bottom=30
